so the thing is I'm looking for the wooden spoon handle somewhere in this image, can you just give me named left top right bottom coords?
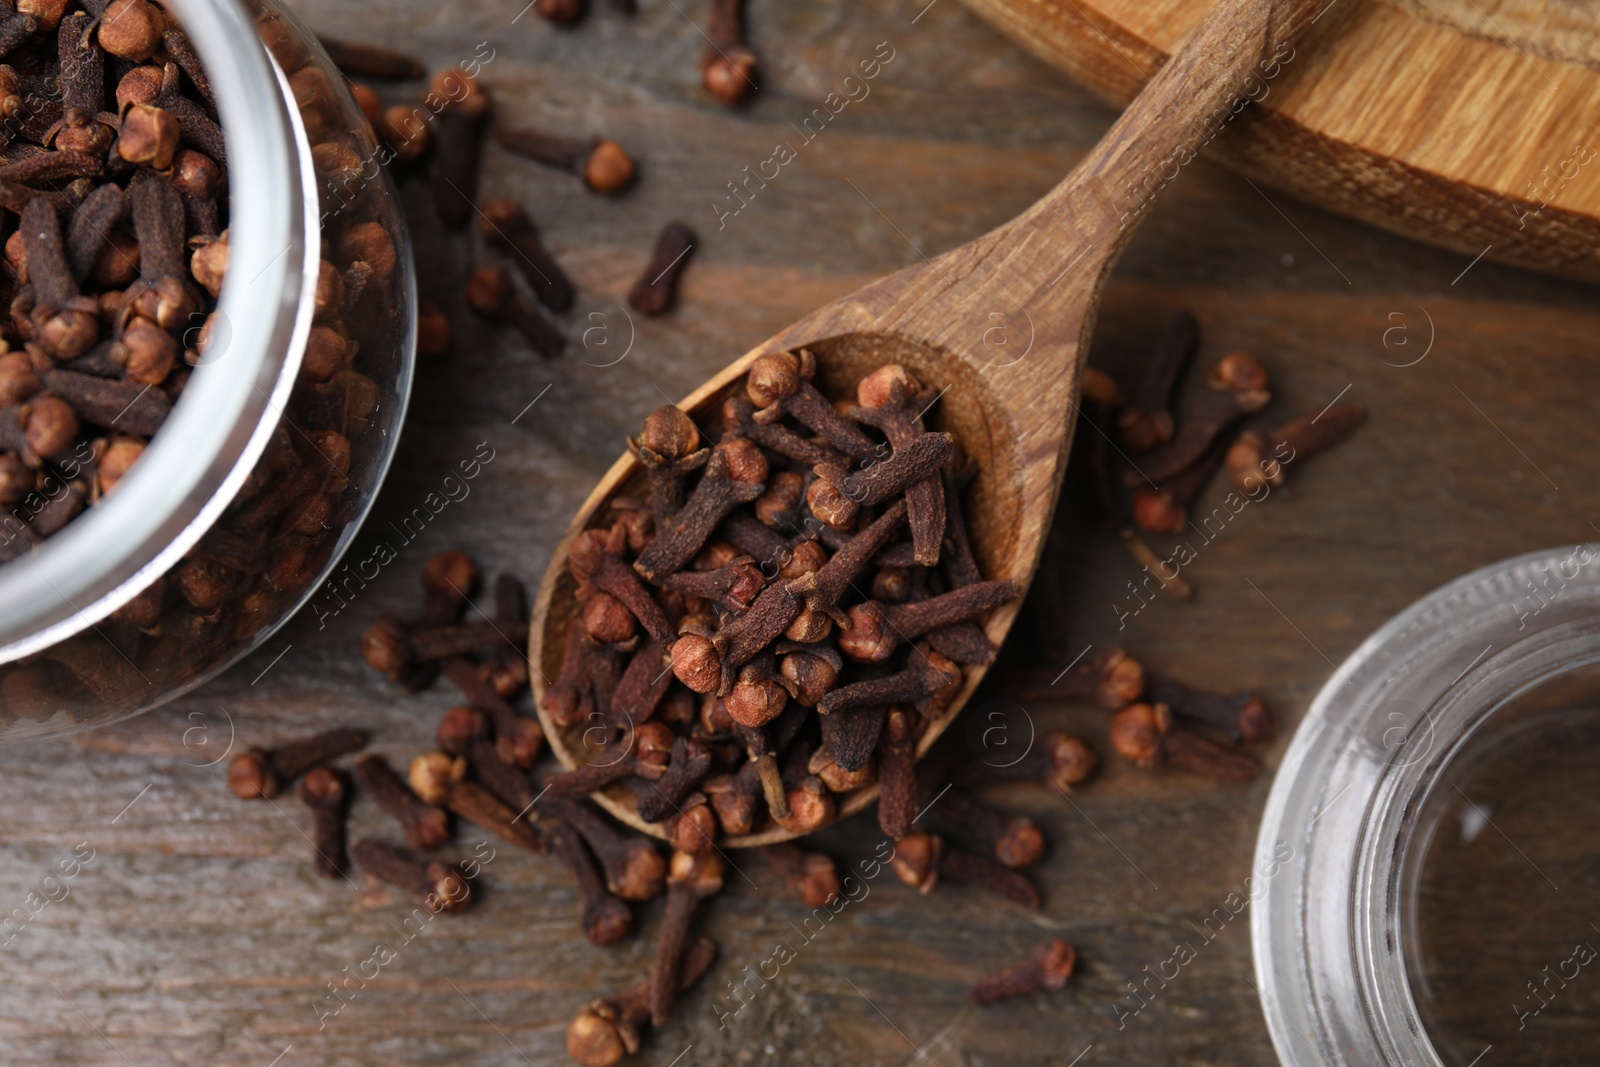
left=1029, top=0, right=1332, bottom=251
left=934, top=0, right=1334, bottom=425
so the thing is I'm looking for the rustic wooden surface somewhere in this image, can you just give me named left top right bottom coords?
left=962, top=0, right=1600, bottom=282
left=2, top=1, right=1598, bottom=1064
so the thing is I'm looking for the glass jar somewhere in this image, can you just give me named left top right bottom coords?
left=1253, top=545, right=1600, bottom=1066
left=0, top=0, right=415, bottom=738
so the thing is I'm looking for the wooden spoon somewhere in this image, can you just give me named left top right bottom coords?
left=531, top=0, right=1329, bottom=845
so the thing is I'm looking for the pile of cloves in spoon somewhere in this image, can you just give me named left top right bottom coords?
left=545, top=350, right=1022, bottom=841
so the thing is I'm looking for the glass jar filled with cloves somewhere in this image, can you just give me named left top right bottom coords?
left=0, top=0, right=416, bottom=737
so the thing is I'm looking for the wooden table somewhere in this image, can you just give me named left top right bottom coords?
left=4, top=1, right=1598, bottom=1063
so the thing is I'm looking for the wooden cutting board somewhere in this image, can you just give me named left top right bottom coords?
left=958, top=0, right=1600, bottom=281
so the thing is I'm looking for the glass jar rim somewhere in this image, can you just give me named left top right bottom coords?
left=0, top=0, right=316, bottom=663
left=1252, top=543, right=1600, bottom=1066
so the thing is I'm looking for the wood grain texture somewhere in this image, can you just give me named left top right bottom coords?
left=960, top=0, right=1600, bottom=280
left=0, top=0, right=1598, bottom=1064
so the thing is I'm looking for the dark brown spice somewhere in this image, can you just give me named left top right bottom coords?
left=875, top=706, right=919, bottom=838
left=969, top=939, right=1077, bottom=1005
left=567, top=938, right=717, bottom=1067
left=298, top=766, right=350, bottom=878
left=569, top=529, right=675, bottom=645
left=787, top=501, right=904, bottom=624
left=492, top=126, right=635, bottom=194
left=701, top=0, right=757, bottom=104
left=465, top=265, right=564, bottom=357
left=722, top=395, right=842, bottom=469
left=478, top=198, right=576, bottom=312
left=748, top=349, right=873, bottom=457
left=820, top=702, right=884, bottom=774
left=544, top=793, right=666, bottom=901
left=316, top=35, right=426, bottom=81
left=548, top=817, right=634, bottom=946
left=354, top=754, right=450, bottom=851
left=1117, top=311, right=1197, bottom=453
left=662, top=558, right=764, bottom=613
left=1131, top=353, right=1271, bottom=484
left=408, top=751, right=546, bottom=851
left=931, top=788, right=1045, bottom=869
left=628, top=405, right=708, bottom=517
left=1051, top=647, right=1146, bottom=710
left=817, top=652, right=958, bottom=715
left=350, top=838, right=473, bottom=914
left=1149, top=678, right=1275, bottom=744
left=635, top=737, right=713, bottom=823
left=1226, top=404, right=1366, bottom=492
left=851, top=365, right=947, bottom=562
left=441, top=656, right=546, bottom=768
left=649, top=850, right=724, bottom=1026
left=838, top=580, right=1018, bottom=663
left=227, top=727, right=366, bottom=800
left=627, top=221, right=695, bottom=316
left=1109, top=702, right=1259, bottom=779
left=632, top=443, right=765, bottom=582
left=430, top=67, right=490, bottom=229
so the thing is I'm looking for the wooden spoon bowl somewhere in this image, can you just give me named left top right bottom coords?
left=530, top=0, right=1329, bottom=845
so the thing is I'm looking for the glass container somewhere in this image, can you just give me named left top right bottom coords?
left=1254, top=545, right=1600, bottom=1066
left=0, top=0, right=415, bottom=738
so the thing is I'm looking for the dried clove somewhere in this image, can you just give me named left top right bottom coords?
left=1050, top=647, right=1146, bottom=709
left=851, top=365, right=947, bottom=562
left=567, top=938, right=717, bottom=1067
left=298, top=766, right=350, bottom=878
left=1226, top=404, right=1366, bottom=493
left=227, top=727, right=366, bottom=800
left=969, top=940, right=1077, bottom=1005
left=492, top=126, right=634, bottom=193
left=748, top=349, right=873, bottom=458
left=633, top=442, right=765, bottom=582
left=548, top=817, right=634, bottom=946
left=350, top=838, right=473, bottom=913
left=1131, top=352, right=1271, bottom=484
left=701, top=0, right=758, bottom=104
left=1148, top=679, right=1275, bottom=744
left=890, top=832, right=1040, bottom=908
left=627, top=221, right=695, bottom=316
left=544, top=794, right=666, bottom=901
left=876, top=706, right=920, bottom=838
left=354, top=754, right=450, bottom=851
left=316, top=35, right=426, bottom=81
left=1117, top=311, right=1197, bottom=453
left=650, top=850, right=725, bottom=1025
left=838, top=580, right=1017, bottom=663
left=931, top=788, right=1044, bottom=869
left=465, top=265, right=564, bottom=357
left=635, top=737, right=713, bottom=823
left=478, top=198, right=575, bottom=312
left=430, top=67, right=491, bottom=229
left=409, top=751, right=545, bottom=852
left=1109, top=702, right=1260, bottom=779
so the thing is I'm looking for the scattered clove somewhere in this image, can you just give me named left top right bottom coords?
left=1109, top=703, right=1260, bottom=780
left=227, top=728, right=367, bottom=800
left=492, top=126, right=635, bottom=193
left=350, top=838, right=473, bottom=913
left=969, top=939, right=1077, bottom=1005
left=701, top=0, right=758, bottom=104
left=298, top=766, right=351, bottom=878
left=1226, top=404, right=1366, bottom=493
left=627, top=222, right=695, bottom=316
